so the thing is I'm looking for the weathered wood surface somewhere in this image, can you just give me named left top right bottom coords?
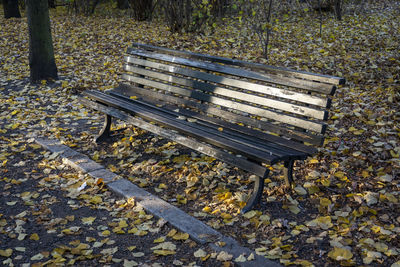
left=121, top=74, right=325, bottom=133
left=113, top=83, right=325, bottom=146
left=129, top=42, right=346, bottom=86
left=122, top=66, right=328, bottom=119
left=109, top=87, right=318, bottom=154
left=84, top=90, right=308, bottom=163
left=106, top=91, right=308, bottom=159
left=79, top=97, right=268, bottom=177
left=126, top=50, right=336, bottom=95
left=124, top=58, right=331, bottom=107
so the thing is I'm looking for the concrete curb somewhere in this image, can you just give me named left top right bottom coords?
left=35, top=137, right=281, bottom=267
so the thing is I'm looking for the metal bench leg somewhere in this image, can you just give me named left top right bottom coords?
left=241, top=169, right=269, bottom=214
left=283, top=159, right=294, bottom=187
left=94, top=114, right=112, bottom=143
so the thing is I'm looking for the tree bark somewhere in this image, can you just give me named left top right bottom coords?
left=48, top=0, right=56, bottom=8
left=117, top=0, right=129, bottom=9
left=3, top=0, right=21, bottom=19
left=334, top=0, right=342, bottom=20
left=26, top=0, right=58, bottom=83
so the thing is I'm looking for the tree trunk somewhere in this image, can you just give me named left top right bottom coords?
left=26, top=0, right=58, bottom=83
left=117, top=0, right=129, bottom=9
left=3, top=0, right=21, bottom=19
left=334, top=0, right=342, bottom=20
left=48, top=0, right=56, bottom=8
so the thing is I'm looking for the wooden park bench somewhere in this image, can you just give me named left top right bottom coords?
left=78, top=42, right=345, bottom=213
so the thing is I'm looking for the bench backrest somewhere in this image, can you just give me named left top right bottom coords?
left=117, top=42, right=345, bottom=147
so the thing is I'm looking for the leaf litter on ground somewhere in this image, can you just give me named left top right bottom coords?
left=1, top=2, right=399, bottom=266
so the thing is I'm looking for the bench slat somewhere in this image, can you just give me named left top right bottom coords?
left=115, top=83, right=325, bottom=146
left=108, top=90, right=310, bottom=158
left=130, top=42, right=345, bottom=86
left=125, top=57, right=330, bottom=108
left=86, top=90, right=295, bottom=160
left=84, top=90, right=287, bottom=163
left=79, top=97, right=269, bottom=177
left=126, top=49, right=335, bottom=95
left=122, top=74, right=325, bottom=133
left=110, top=88, right=317, bottom=155
left=123, top=64, right=328, bottom=120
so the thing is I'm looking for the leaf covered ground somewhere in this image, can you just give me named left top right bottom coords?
left=1, top=3, right=400, bottom=266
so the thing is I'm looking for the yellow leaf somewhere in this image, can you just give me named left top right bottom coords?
left=151, top=242, right=176, bottom=251
left=119, top=220, right=128, bottom=228
left=101, top=230, right=111, bottom=236
left=130, top=96, right=138, bottom=100
left=127, top=246, right=137, bottom=251
left=89, top=195, right=102, bottom=204
left=128, top=228, right=138, bottom=234
left=136, top=230, right=148, bottom=236
left=328, top=247, right=353, bottom=261
left=320, top=198, right=332, bottom=207
left=218, top=127, right=224, bottom=131
left=167, top=229, right=177, bottom=237
left=30, top=233, right=40, bottom=241
left=113, top=227, right=125, bottom=234
left=390, top=150, right=399, bottom=158
left=220, top=213, right=232, bottom=220
left=243, top=210, right=258, bottom=219
left=202, top=206, right=212, bottom=213
left=158, top=183, right=168, bottom=189
left=0, top=249, right=12, bottom=257
left=153, top=237, right=166, bottom=243
left=307, top=216, right=333, bottom=229
left=334, top=171, right=345, bottom=179
left=153, top=249, right=175, bottom=256
left=362, top=170, right=369, bottom=178
left=320, top=178, right=330, bottom=187
left=172, top=232, right=189, bottom=241
left=82, top=217, right=96, bottom=225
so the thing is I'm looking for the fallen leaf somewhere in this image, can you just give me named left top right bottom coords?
left=234, top=254, right=247, bottom=262
left=82, top=216, right=96, bottom=225
left=328, top=247, right=353, bottom=261
left=153, top=249, right=176, bottom=256
left=0, top=249, right=12, bottom=257
left=194, top=249, right=207, bottom=258
left=30, top=233, right=40, bottom=241
left=172, top=232, right=189, bottom=240
left=217, top=251, right=233, bottom=261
